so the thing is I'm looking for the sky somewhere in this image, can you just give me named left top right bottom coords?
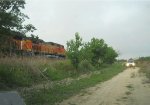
left=23, top=0, right=150, bottom=59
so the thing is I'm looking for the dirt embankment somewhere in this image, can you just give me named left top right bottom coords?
left=58, top=67, right=150, bottom=105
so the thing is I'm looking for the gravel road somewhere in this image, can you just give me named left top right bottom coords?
left=59, top=67, right=150, bottom=105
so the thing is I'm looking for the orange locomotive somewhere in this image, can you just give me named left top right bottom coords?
left=12, top=39, right=66, bottom=58
left=13, top=39, right=32, bottom=52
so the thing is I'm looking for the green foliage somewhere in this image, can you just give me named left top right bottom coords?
left=80, top=38, right=118, bottom=67
left=30, top=34, right=44, bottom=43
left=78, top=60, right=95, bottom=72
left=67, top=32, right=83, bottom=69
left=0, top=64, right=33, bottom=87
left=67, top=33, right=118, bottom=69
left=0, top=0, right=36, bottom=35
left=24, top=63, right=124, bottom=105
left=0, top=0, right=37, bottom=54
left=138, top=56, right=150, bottom=61
left=42, top=61, right=76, bottom=81
left=138, top=60, right=150, bottom=81
left=0, top=58, right=62, bottom=88
left=1, top=0, right=27, bottom=35
left=0, top=57, right=94, bottom=89
left=103, top=47, right=118, bottom=64
left=43, top=67, right=66, bottom=81
left=85, top=38, right=108, bottom=66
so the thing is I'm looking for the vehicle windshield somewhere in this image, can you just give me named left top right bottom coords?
left=128, top=59, right=134, bottom=63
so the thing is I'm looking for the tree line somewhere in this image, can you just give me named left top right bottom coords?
left=67, top=32, right=118, bottom=69
left=0, top=0, right=37, bottom=38
left=0, top=0, right=118, bottom=64
left=0, top=0, right=43, bottom=54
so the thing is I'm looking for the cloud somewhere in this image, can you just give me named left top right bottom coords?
left=24, top=0, right=150, bottom=59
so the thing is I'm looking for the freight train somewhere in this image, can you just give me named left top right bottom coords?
left=11, top=38, right=66, bottom=58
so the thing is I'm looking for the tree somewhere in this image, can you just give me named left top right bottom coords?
left=80, top=38, right=108, bottom=66
left=104, top=47, right=118, bottom=64
left=0, top=0, right=37, bottom=54
left=67, top=34, right=118, bottom=69
left=90, top=38, right=108, bottom=65
left=66, top=32, right=83, bottom=69
left=79, top=42, right=93, bottom=62
left=79, top=38, right=118, bottom=66
left=0, top=0, right=36, bottom=37
left=30, top=34, right=44, bottom=43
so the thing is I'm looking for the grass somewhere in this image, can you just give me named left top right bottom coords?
left=0, top=57, right=39, bottom=88
left=0, top=57, right=97, bottom=89
left=0, top=57, right=125, bottom=104
left=125, top=91, right=132, bottom=95
left=138, top=60, right=150, bottom=82
left=122, top=96, right=128, bottom=100
left=23, top=63, right=125, bottom=105
left=126, top=84, right=133, bottom=89
left=0, top=57, right=77, bottom=89
left=130, top=72, right=136, bottom=78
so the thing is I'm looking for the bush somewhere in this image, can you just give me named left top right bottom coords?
left=78, top=60, right=95, bottom=72
left=43, top=66, right=67, bottom=81
left=139, top=61, right=150, bottom=81
left=0, top=57, right=77, bottom=88
left=0, top=57, right=119, bottom=90
left=24, top=63, right=125, bottom=105
left=41, top=60, right=76, bottom=81
left=0, top=57, right=47, bottom=88
left=0, top=64, right=32, bottom=87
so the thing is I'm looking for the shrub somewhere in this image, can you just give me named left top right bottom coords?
left=139, top=61, right=150, bottom=81
left=43, top=66, right=66, bottom=81
left=0, top=64, right=32, bottom=87
left=42, top=60, right=76, bottom=81
left=0, top=57, right=46, bottom=88
left=78, top=60, right=95, bottom=72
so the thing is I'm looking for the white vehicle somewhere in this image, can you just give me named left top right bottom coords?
left=126, top=59, right=136, bottom=67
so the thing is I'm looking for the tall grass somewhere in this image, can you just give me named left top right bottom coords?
left=24, top=63, right=124, bottom=105
left=0, top=57, right=38, bottom=87
left=78, top=60, right=96, bottom=72
left=0, top=56, right=125, bottom=104
left=0, top=57, right=97, bottom=89
left=138, top=60, right=150, bottom=81
left=0, top=57, right=76, bottom=88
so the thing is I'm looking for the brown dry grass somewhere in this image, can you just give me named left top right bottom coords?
left=138, top=60, right=150, bottom=81
left=0, top=57, right=75, bottom=89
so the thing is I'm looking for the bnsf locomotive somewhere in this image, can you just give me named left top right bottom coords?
left=12, top=38, right=66, bottom=58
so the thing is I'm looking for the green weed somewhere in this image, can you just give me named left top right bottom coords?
left=138, top=60, right=150, bottom=81
left=78, top=60, right=96, bottom=72
left=125, top=91, right=132, bottom=95
left=24, top=63, right=125, bottom=105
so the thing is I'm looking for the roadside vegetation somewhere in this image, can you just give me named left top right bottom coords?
left=0, top=33, right=119, bottom=90
left=0, top=0, right=125, bottom=105
left=23, top=63, right=124, bottom=105
left=67, top=32, right=118, bottom=69
left=0, top=57, right=86, bottom=90
left=0, top=56, right=125, bottom=104
left=137, top=57, right=150, bottom=81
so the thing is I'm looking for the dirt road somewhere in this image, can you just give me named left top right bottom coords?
left=59, top=67, right=150, bottom=105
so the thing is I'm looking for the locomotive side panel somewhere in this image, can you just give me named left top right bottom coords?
left=12, top=38, right=66, bottom=58
left=22, top=40, right=32, bottom=52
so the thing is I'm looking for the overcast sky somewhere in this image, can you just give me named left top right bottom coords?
left=24, top=0, right=150, bottom=59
